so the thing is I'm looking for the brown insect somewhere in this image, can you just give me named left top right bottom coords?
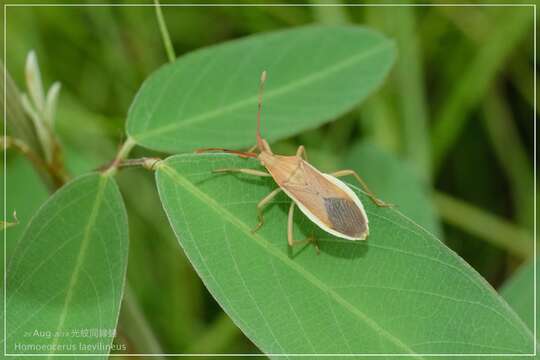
left=198, top=71, right=390, bottom=250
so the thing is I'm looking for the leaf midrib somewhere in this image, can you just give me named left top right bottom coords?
left=47, top=175, right=109, bottom=358
left=132, top=41, right=393, bottom=141
left=158, top=163, right=422, bottom=357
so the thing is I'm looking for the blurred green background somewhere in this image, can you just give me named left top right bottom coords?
left=2, top=1, right=535, bottom=356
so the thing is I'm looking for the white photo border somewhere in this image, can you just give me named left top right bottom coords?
left=3, top=2, right=537, bottom=357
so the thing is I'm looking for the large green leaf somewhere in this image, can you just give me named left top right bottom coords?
left=127, top=25, right=395, bottom=152
left=500, top=260, right=536, bottom=336
left=5, top=173, right=128, bottom=357
left=156, top=153, right=534, bottom=356
left=344, top=141, right=442, bottom=238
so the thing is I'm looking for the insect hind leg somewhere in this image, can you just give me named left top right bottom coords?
left=288, top=202, right=319, bottom=254
left=252, top=187, right=282, bottom=233
left=331, top=169, right=393, bottom=208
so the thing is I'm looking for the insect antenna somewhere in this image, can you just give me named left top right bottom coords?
left=196, top=71, right=268, bottom=160
left=256, top=70, right=267, bottom=152
left=196, top=148, right=258, bottom=159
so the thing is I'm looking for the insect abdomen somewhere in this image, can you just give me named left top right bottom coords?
left=324, top=197, right=367, bottom=239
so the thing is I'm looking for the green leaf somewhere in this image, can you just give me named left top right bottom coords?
left=127, top=25, right=396, bottom=152
left=6, top=173, right=128, bottom=357
left=156, top=153, right=534, bottom=355
left=500, top=260, right=536, bottom=335
left=344, top=141, right=442, bottom=238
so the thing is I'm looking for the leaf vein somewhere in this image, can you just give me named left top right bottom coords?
left=47, top=175, right=109, bottom=358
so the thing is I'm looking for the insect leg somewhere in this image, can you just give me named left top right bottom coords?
left=252, top=187, right=283, bottom=233
left=331, top=169, right=393, bottom=207
left=287, top=202, right=320, bottom=254
left=295, top=145, right=308, bottom=160
left=213, top=168, right=271, bottom=177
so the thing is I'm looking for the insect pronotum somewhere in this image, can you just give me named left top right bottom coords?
left=198, top=71, right=390, bottom=251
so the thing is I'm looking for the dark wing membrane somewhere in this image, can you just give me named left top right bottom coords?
left=323, top=197, right=367, bottom=238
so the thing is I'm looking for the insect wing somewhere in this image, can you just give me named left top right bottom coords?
left=281, top=162, right=369, bottom=240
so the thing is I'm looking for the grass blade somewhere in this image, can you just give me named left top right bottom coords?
left=433, top=191, right=533, bottom=259
left=483, top=88, right=534, bottom=231
left=431, top=7, right=533, bottom=172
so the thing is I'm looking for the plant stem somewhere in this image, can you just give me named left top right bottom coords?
left=433, top=191, right=533, bottom=259
left=103, top=137, right=136, bottom=176
left=119, top=284, right=164, bottom=357
left=154, top=0, right=176, bottom=63
left=1, top=211, right=19, bottom=230
left=393, top=7, right=431, bottom=184
left=357, top=7, right=401, bottom=155
left=119, top=157, right=161, bottom=171
left=2, top=136, right=67, bottom=189
left=310, top=0, right=350, bottom=24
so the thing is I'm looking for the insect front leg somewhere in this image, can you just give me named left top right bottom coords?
left=213, top=168, right=271, bottom=177
left=252, top=187, right=283, bottom=233
left=288, top=202, right=319, bottom=254
left=330, top=169, right=393, bottom=208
